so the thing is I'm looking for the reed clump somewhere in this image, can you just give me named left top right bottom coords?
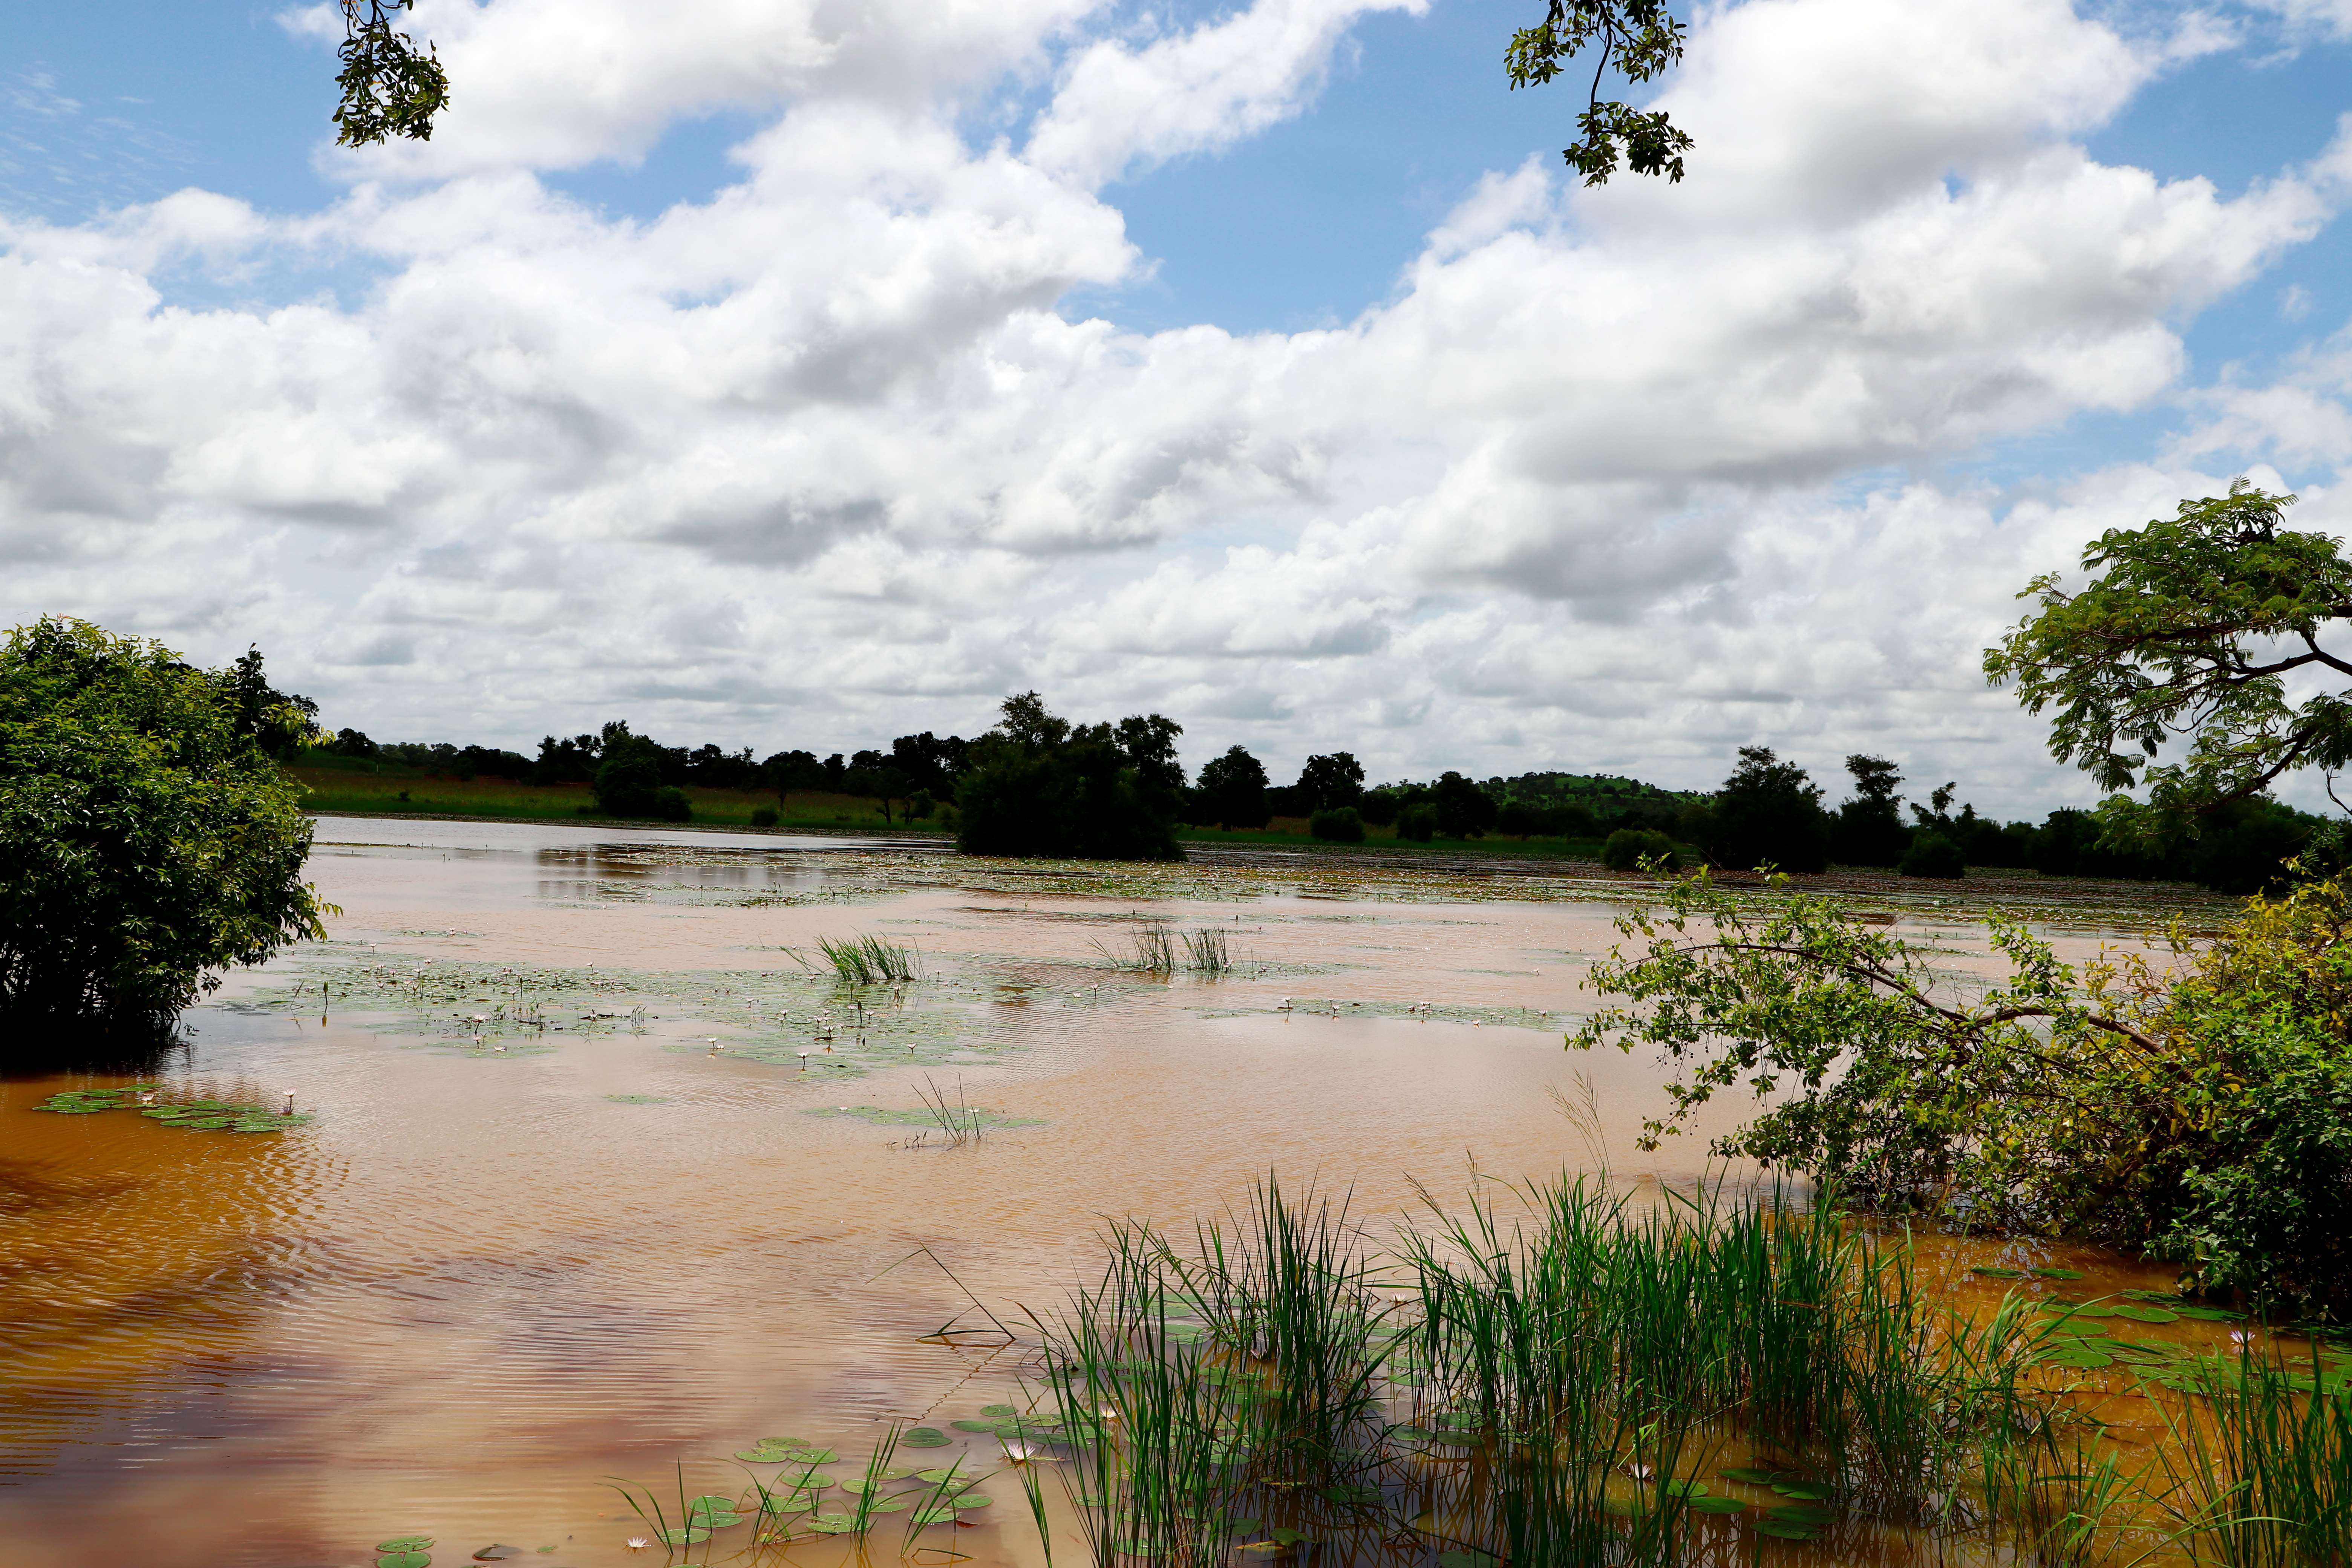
left=1094, top=924, right=1235, bottom=977
left=812, top=933, right=918, bottom=985
left=1024, top=1175, right=2340, bottom=1568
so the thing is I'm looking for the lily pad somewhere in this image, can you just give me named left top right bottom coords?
left=2032, top=1268, right=2087, bottom=1280
left=782, top=1447, right=839, bottom=1464
left=803, top=1514, right=862, bottom=1535
left=378, top=1554, right=432, bottom=1568
left=1720, top=1467, right=1781, bottom=1485
left=2040, top=1347, right=2114, bottom=1369
left=915, top=1468, right=976, bottom=1487
left=378, top=1539, right=435, bottom=1553
left=472, top=1547, right=525, bottom=1560
left=950, top=1419, right=997, bottom=1432
left=2113, top=1305, right=2180, bottom=1324
left=1754, top=1520, right=1819, bottom=1541
left=1689, top=1497, right=1748, bottom=1515
left=1772, top=1505, right=1836, bottom=1524
left=980, top=1404, right=1017, bottom=1417
left=902, top=1427, right=951, bottom=1447
left=1663, top=1480, right=1710, bottom=1499
left=953, top=1495, right=993, bottom=1510
left=2176, top=1306, right=2246, bottom=1322
left=911, top=1506, right=962, bottom=1525
left=1770, top=1484, right=1829, bottom=1502
left=1970, top=1266, right=2028, bottom=1279
left=655, top=1525, right=712, bottom=1545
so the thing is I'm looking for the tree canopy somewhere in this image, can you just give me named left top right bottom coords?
left=1986, top=479, right=2352, bottom=842
left=0, top=619, right=329, bottom=1053
left=1506, top=0, right=1692, bottom=185
left=954, top=693, right=1187, bottom=859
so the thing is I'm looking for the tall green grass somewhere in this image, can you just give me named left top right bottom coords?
left=2167, top=1351, right=2352, bottom=1568
left=812, top=933, right=917, bottom=985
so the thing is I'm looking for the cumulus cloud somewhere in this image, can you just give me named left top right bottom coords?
left=3, top=0, right=2349, bottom=816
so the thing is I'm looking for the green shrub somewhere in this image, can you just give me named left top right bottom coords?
left=749, top=805, right=778, bottom=828
left=1602, top=828, right=1677, bottom=870
left=1577, top=868, right=2352, bottom=1312
left=0, top=618, right=326, bottom=1049
left=1395, top=803, right=1437, bottom=842
left=1898, top=831, right=1966, bottom=878
left=1308, top=806, right=1365, bottom=842
left=653, top=785, right=690, bottom=822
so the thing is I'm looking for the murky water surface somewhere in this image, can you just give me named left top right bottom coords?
left=0, top=822, right=2244, bottom=1566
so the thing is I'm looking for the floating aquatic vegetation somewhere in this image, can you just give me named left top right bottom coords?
left=374, top=1536, right=432, bottom=1568
left=33, top=1087, right=311, bottom=1134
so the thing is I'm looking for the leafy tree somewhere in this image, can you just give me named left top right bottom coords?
left=0, top=619, right=329, bottom=1049
left=1193, top=746, right=1272, bottom=830
left=761, top=748, right=831, bottom=793
left=1574, top=867, right=2352, bottom=1310
left=1506, top=0, right=1693, bottom=185
left=1897, top=833, right=1965, bottom=879
left=1602, top=827, right=1677, bottom=870
left=1708, top=746, right=1829, bottom=872
left=845, top=749, right=917, bottom=824
left=593, top=723, right=688, bottom=821
left=1396, top=803, right=1438, bottom=842
left=1431, top=771, right=1499, bottom=838
left=224, top=645, right=320, bottom=759
left=1309, top=806, right=1366, bottom=842
left=1295, top=752, right=1366, bottom=813
left=1986, top=480, right=2352, bottom=842
left=1830, top=754, right=1908, bottom=868
left=335, top=0, right=450, bottom=146
left=955, top=693, right=1185, bottom=859
left=327, top=727, right=378, bottom=758
left=890, top=732, right=971, bottom=798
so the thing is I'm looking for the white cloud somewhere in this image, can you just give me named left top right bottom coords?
left=5, top=0, right=2350, bottom=818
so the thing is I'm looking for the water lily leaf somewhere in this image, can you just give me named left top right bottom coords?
left=911, top=1506, right=961, bottom=1525
left=737, top=1448, right=788, bottom=1462
left=782, top=1447, right=839, bottom=1464
left=655, top=1525, right=712, bottom=1545
left=1970, top=1267, right=2027, bottom=1279
left=1754, top=1521, right=1819, bottom=1540
left=472, top=1547, right=525, bottom=1560
left=903, top=1428, right=951, bottom=1447
left=952, top=1495, right=992, bottom=1510
left=951, top=1420, right=997, bottom=1432
left=2176, top=1306, right=2246, bottom=1322
left=1689, top=1497, right=1748, bottom=1515
left=2032, top=1268, right=2086, bottom=1280
left=1770, top=1484, right=1829, bottom=1502
left=761, top=1435, right=812, bottom=1448
left=803, top=1514, right=862, bottom=1535
left=1664, top=1480, right=1710, bottom=1499
left=378, top=1539, right=434, bottom=1552
left=1719, top=1467, right=1780, bottom=1485
left=1771, top=1505, right=1835, bottom=1524
left=2113, top=1305, right=2179, bottom=1324
left=2041, top=1348, right=2114, bottom=1369
left=859, top=1497, right=912, bottom=1514
left=2065, top=1305, right=2118, bottom=1318
left=980, top=1404, right=1017, bottom=1418
left=915, top=1469, right=977, bottom=1487
left=378, top=1554, right=432, bottom=1568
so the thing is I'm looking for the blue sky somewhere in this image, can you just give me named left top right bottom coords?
left=3, top=0, right=2350, bottom=811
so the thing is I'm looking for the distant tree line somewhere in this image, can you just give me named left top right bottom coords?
left=313, top=707, right=2337, bottom=889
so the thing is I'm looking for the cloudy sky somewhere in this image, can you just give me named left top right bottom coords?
left=4, top=0, right=2350, bottom=813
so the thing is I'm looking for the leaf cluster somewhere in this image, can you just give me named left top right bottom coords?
left=335, top=0, right=451, bottom=147
left=1506, top=0, right=1693, bottom=184
left=0, top=617, right=329, bottom=1052
left=1984, top=479, right=2352, bottom=841
left=1573, top=866, right=2352, bottom=1310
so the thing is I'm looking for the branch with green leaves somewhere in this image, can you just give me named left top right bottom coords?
left=1569, top=868, right=2162, bottom=1217
left=1984, top=479, right=2352, bottom=843
left=335, top=0, right=450, bottom=147
left=1506, top=0, right=1692, bottom=185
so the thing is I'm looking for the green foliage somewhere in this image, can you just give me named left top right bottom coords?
left=956, top=693, right=1185, bottom=860
left=1601, top=827, right=1676, bottom=870
left=1897, top=831, right=1966, bottom=879
left=1986, top=480, right=2352, bottom=841
left=334, top=0, right=450, bottom=146
left=591, top=724, right=690, bottom=820
left=1307, top=806, right=1364, bottom=842
left=1295, top=752, right=1365, bottom=813
left=1432, top=770, right=1498, bottom=837
left=1830, top=754, right=1909, bottom=868
left=1505, top=0, right=1694, bottom=185
left=0, top=618, right=328, bottom=1047
left=1706, top=746, right=1829, bottom=872
left=1395, top=802, right=1438, bottom=841
left=1193, top=745, right=1271, bottom=829
left=1574, top=868, right=2352, bottom=1311
left=749, top=805, right=778, bottom=828
left=2166, top=1353, right=2352, bottom=1568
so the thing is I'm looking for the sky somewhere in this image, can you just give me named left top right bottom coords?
left=3, top=0, right=2350, bottom=817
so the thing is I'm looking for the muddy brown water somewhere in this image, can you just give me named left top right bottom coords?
left=0, top=821, right=2241, bottom=1566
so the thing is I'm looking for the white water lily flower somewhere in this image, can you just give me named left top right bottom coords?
left=625, top=1537, right=650, bottom=1550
